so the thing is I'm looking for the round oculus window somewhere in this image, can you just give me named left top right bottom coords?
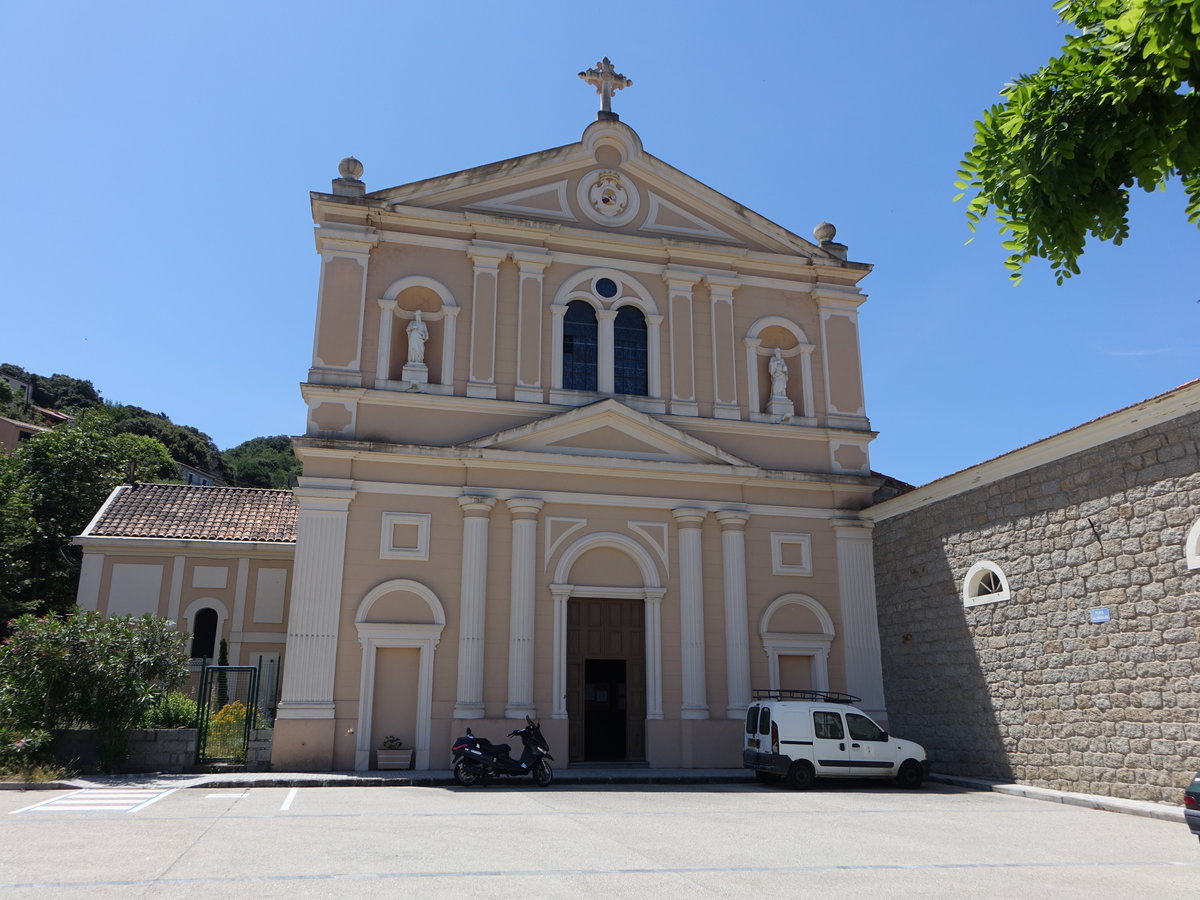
left=595, top=277, right=619, bottom=299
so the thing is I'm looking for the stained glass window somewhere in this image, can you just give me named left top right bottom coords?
left=613, top=305, right=648, bottom=396
left=563, top=300, right=598, bottom=391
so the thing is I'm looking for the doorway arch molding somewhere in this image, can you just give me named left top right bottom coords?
left=352, top=578, right=445, bottom=771
left=550, top=532, right=665, bottom=721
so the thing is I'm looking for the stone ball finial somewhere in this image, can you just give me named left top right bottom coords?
left=338, top=156, right=364, bottom=180
left=814, top=221, right=836, bottom=243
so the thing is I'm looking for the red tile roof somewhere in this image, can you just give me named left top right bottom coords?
left=87, top=483, right=297, bottom=542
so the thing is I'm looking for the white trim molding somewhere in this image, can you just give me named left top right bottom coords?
left=962, top=560, right=1012, bottom=607
left=379, top=512, right=431, bottom=561
left=770, top=532, right=813, bottom=576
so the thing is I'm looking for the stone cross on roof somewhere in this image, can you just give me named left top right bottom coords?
left=579, top=57, right=632, bottom=120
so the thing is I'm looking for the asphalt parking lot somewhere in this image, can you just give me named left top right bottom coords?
left=2, top=780, right=1196, bottom=897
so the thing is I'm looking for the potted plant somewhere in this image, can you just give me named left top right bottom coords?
left=376, top=735, right=413, bottom=770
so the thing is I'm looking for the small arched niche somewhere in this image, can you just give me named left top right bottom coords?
left=759, top=594, right=835, bottom=692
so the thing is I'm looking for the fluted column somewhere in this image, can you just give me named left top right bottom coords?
left=505, top=498, right=543, bottom=718
left=550, top=584, right=571, bottom=719
left=717, top=510, right=751, bottom=718
left=277, top=484, right=355, bottom=718
left=454, top=495, right=496, bottom=718
left=832, top=518, right=886, bottom=720
left=673, top=507, right=709, bottom=719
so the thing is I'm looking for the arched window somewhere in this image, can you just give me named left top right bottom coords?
left=563, top=300, right=598, bottom=391
left=613, top=306, right=648, bottom=396
left=962, top=561, right=1011, bottom=607
left=190, top=607, right=218, bottom=659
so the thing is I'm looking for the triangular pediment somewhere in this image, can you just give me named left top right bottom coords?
left=461, top=399, right=751, bottom=466
left=360, top=120, right=837, bottom=259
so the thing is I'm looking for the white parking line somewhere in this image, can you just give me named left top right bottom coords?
left=206, top=792, right=248, bottom=799
left=280, top=787, right=298, bottom=811
left=11, top=788, right=178, bottom=814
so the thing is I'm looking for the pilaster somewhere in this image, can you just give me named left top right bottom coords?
left=664, top=270, right=701, bottom=416
left=596, top=308, right=618, bottom=394
left=466, top=244, right=507, bottom=399
left=706, top=274, right=741, bottom=420
left=375, top=297, right=397, bottom=383
left=832, top=518, right=886, bottom=720
left=277, top=484, right=355, bottom=719
left=512, top=251, right=551, bottom=403
left=310, top=224, right=378, bottom=386
left=550, top=584, right=572, bottom=719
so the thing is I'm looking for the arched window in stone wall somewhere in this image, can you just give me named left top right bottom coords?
left=1186, top=518, right=1200, bottom=570
left=563, top=300, right=599, bottom=391
left=962, top=560, right=1011, bottom=607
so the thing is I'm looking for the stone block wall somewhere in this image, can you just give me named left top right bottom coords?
left=872, top=409, right=1200, bottom=805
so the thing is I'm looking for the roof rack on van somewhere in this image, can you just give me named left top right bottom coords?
left=751, top=689, right=862, bottom=704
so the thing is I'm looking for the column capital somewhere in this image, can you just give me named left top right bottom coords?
left=715, top=509, right=750, bottom=530
left=466, top=243, right=507, bottom=269
left=704, top=273, right=741, bottom=297
left=458, top=495, right=497, bottom=516
left=511, top=249, right=553, bottom=273
left=596, top=308, right=618, bottom=321
left=831, top=517, right=874, bottom=537
left=505, top=497, right=544, bottom=518
left=663, top=269, right=702, bottom=290
left=550, top=304, right=568, bottom=319
left=646, top=314, right=664, bottom=327
left=644, top=588, right=666, bottom=604
left=549, top=583, right=573, bottom=601
left=377, top=297, right=397, bottom=311
left=672, top=507, right=708, bottom=527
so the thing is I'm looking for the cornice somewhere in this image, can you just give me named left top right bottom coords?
left=72, top=535, right=296, bottom=559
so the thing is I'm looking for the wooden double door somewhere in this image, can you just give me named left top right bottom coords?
left=566, top=597, right=646, bottom=762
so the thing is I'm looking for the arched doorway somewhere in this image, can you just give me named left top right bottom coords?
left=551, top=532, right=664, bottom=764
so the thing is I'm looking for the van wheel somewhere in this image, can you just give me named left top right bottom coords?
left=897, top=760, right=924, bottom=789
left=786, top=760, right=815, bottom=790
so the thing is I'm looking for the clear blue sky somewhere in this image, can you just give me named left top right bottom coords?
left=2, top=1, right=1195, bottom=486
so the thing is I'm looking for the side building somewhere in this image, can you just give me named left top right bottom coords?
left=74, top=483, right=297, bottom=712
left=868, top=380, right=1200, bottom=805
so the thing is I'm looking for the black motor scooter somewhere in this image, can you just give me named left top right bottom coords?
left=451, top=715, right=553, bottom=787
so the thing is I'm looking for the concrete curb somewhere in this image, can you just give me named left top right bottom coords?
left=929, top=772, right=1185, bottom=824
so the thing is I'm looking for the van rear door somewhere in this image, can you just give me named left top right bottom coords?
left=811, top=709, right=850, bottom=775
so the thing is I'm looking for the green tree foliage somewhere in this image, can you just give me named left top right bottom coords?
left=958, top=0, right=1200, bottom=282
left=0, top=410, right=176, bottom=629
left=0, top=364, right=101, bottom=414
left=106, top=404, right=226, bottom=478
left=0, top=612, right=189, bottom=771
left=222, top=435, right=301, bottom=489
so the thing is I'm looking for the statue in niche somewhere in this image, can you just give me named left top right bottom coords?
left=406, top=311, right=429, bottom=365
left=768, top=347, right=789, bottom=399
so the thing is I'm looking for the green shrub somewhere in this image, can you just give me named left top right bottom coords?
left=0, top=612, right=188, bottom=771
left=141, top=691, right=198, bottom=729
left=0, top=726, right=52, bottom=776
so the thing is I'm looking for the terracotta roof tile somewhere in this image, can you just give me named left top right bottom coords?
left=88, top=483, right=297, bottom=542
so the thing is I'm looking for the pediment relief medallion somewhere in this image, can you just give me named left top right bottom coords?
left=577, top=168, right=640, bottom=226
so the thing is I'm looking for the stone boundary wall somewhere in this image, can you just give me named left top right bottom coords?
left=872, top=409, right=1200, bottom=805
left=52, top=728, right=274, bottom=773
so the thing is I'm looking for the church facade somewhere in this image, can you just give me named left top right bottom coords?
left=274, top=97, right=887, bottom=770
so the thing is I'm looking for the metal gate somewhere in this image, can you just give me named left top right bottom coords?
left=195, top=665, right=260, bottom=764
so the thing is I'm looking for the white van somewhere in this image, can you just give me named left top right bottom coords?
left=743, top=690, right=928, bottom=789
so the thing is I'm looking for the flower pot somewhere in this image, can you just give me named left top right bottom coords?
left=376, top=749, right=412, bottom=770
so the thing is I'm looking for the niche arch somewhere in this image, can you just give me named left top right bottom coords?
left=759, top=593, right=835, bottom=692
left=352, top=578, right=446, bottom=771
left=182, top=597, right=229, bottom=661
left=375, top=275, right=460, bottom=392
left=744, top=315, right=815, bottom=420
